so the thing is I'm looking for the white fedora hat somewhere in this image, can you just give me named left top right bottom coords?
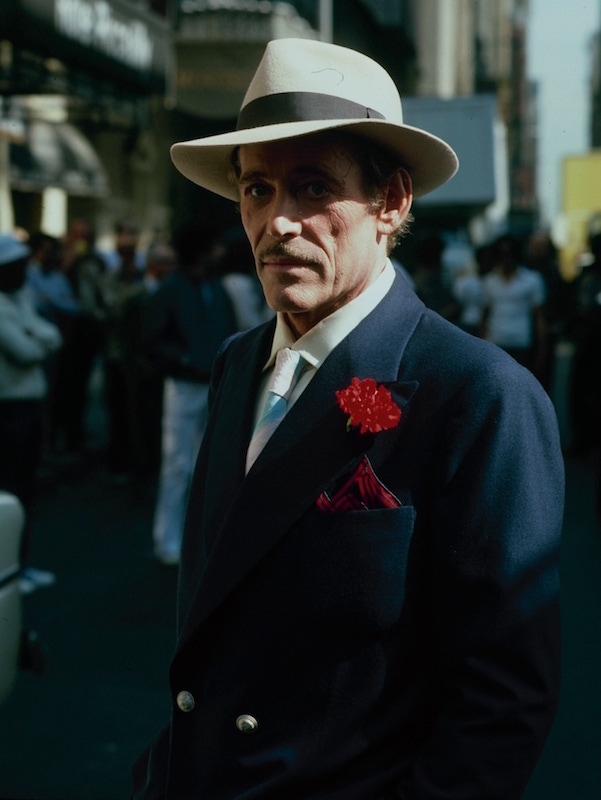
left=171, top=38, right=459, bottom=200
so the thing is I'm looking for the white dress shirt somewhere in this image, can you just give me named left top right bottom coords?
left=250, top=260, right=396, bottom=429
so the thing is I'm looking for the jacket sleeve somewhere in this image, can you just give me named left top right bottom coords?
left=396, top=360, right=563, bottom=799
left=0, top=294, right=62, bottom=366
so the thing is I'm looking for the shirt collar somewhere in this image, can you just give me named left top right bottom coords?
left=264, top=259, right=396, bottom=371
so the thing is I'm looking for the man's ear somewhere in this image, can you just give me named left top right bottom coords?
left=376, top=168, right=413, bottom=234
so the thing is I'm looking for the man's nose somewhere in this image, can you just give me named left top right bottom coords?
left=267, top=193, right=302, bottom=239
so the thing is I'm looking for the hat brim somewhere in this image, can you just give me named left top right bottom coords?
left=170, top=118, right=458, bottom=201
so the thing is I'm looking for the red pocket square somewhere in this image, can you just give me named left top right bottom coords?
left=317, top=456, right=401, bottom=512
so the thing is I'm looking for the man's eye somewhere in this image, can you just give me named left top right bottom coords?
left=246, top=184, right=270, bottom=197
left=304, top=182, right=328, bottom=198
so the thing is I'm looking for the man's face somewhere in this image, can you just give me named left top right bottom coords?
left=237, top=135, right=392, bottom=337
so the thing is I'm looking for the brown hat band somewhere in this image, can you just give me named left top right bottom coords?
left=237, top=91, right=386, bottom=131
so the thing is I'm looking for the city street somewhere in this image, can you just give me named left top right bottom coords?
left=0, top=387, right=600, bottom=799
left=0, top=440, right=178, bottom=800
left=1, top=2, right=597, bottom=797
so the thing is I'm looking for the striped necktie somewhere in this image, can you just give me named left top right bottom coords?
left=246, top=348, right=305, bottom=473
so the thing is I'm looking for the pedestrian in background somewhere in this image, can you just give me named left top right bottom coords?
left=101, top=227, right=146, bottom=482
left=26, top=232, right=81, bottom=324
left=54, top=217, right=107, bottom=458
left=567, top=227, right=601, bottom=457
left=147, top=221, right=238, bottom=566
left=481, top=233, right=547, bottom=380
left=525, top=229, right=572, bottom=393
left=217, top=226, right=273, bottom=330
left=101, top=220, right=146, bottom=275
left=412, top=231, right=460, bottom=322
left=119, top=240, right=177, bottom=496
left=0, top=233, right=62, bottom=594
left=25, top=231, right=81, bottom=458
left=133, top=38, right=563, bottom=800
left=445, top=240, right=483, bottom=337
left=452, top=260, right=483, bottom=336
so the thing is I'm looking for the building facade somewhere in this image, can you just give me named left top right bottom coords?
left=1, top=0, right=540, bottom=248
left=406, top=0, right=537, bottom=237
left=1, top=0, right=174, bottom=246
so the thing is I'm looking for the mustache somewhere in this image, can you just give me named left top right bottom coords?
left=258, top=242, right=318, bottom=263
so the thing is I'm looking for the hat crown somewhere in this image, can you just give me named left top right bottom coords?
left=241, top=39, right=403, bottom=125
left=170, top=38, right=458, bottom=201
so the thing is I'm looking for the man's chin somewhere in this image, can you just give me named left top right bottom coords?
left=262, top=283, right=318, bottom=314
left=274, top=296, right=334, bottom=337
left=266, top=295, right=316, bottom=317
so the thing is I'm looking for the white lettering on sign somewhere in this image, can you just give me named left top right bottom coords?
left=54, top=0, right=154, bottom=72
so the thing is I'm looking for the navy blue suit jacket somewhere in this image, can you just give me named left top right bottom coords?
left=133, top=271, right=563, bottom=799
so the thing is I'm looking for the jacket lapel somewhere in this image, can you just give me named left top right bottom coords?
left=178, top=273, right=423, bottom=645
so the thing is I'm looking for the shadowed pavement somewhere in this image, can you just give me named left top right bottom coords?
left=0, top=426, right=599, bottom=799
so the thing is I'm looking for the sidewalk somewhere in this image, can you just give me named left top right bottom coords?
left=523, top=452, right=601, bottom=800
left=0, top=451, right=178, bottom=800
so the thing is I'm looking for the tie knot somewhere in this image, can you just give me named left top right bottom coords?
left=269, top=348, right=304, bottom=400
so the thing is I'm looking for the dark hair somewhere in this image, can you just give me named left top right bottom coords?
left=493, top=233, right=523, bottom=262
left=28, top=231, right=58, bottom=254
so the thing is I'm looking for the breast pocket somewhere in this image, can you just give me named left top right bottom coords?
left=292, top=506, right=416, bottom=640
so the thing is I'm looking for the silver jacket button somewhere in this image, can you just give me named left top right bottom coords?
left=236, top=714, right=259, bottom=733
left=176, top=690, right=195, bottom=713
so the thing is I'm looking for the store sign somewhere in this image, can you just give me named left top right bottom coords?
left=4, top=0, right=169, bottom=90
left=54, top=0, right=154, bottom=73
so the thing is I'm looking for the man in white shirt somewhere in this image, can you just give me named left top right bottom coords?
left=481, top=233, right=547, bottom=378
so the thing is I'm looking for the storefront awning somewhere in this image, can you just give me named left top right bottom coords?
left=9, top=120, right=109, bottom=197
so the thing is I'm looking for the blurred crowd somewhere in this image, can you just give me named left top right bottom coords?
left=0, top=216, right=271, bottom=591
left=396, top=225, right=601, bottom=516
left=400, top=228, right=597, bottom=383
left=2, top=218, right=601, bottom=591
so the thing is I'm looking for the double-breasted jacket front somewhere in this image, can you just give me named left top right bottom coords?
left=133, top=272, right=564, bottom=800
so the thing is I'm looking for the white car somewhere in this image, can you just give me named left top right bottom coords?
left=0, top=492, right=23, bottom=705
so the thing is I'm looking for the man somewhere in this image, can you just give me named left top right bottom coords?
left=568, top=226, right=601, bottom=458
left=480, top=233, right=547, bottom=381
left=56, top=217, right=107, bottom=456
left=148, top=221, right=238, bottom=566
left=0, top=233, right=62, bottom=592
left=133, top=39, right=563, bottom=800
left=121, top=241, right=177, bottom=488
left=101, top=220, right=147, bottom=275
left=101, top=225, right=146, bottom=481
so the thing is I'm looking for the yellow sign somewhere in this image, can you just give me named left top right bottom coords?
left=561, top=151, right=601, bottom=278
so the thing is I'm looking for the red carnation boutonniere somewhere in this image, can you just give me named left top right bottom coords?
left=336, top=377, right=402, bottom=434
